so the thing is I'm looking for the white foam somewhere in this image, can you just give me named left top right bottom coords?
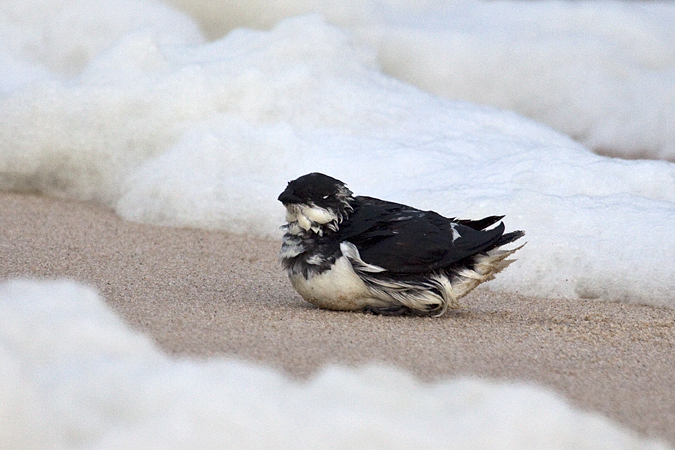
left=166, top=0, right=675, bottom=161
left=0, top=279, right=669, bottom=449
left=360, top=1, right=675, bottom=161
left=0, top=0, right=203, bottom=83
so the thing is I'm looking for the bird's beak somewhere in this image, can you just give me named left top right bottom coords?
left=278, top=189, right=302, bottom=204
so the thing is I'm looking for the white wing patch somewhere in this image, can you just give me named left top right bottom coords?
left=340, top=242, right=387, bottom=273
left=450, top=223, right=461, bottom=241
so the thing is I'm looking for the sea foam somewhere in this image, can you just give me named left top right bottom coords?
left=168, top=0, right=675, bottom=161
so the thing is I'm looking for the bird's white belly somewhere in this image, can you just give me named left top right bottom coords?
left=289, top=255, right=384, bottom=311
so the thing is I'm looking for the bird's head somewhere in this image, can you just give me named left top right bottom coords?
left=278, top=172, right=354, bottom=235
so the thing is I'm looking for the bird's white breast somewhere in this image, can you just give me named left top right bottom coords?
left=288, top=255, right=385, bottom=311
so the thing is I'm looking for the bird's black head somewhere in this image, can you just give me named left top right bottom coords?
left=278, top=173, right=350, bottom=207
left=278, top=173, right=354, bottom=234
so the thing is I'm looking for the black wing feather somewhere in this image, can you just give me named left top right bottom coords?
left=338, top=196, right=507, bottom=274
left=454, top=215, right=503, bottom=231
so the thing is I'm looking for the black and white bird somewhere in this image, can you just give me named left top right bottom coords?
left=278, top=173, right=524, bottom=316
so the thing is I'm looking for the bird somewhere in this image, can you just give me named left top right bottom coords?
left=278, top=172, right=524, bottom=316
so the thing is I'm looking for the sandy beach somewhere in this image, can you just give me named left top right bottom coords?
left=1, top=191, right=674, bottom=445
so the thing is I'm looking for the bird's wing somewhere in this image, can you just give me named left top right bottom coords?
left=340, top=196, right=505, bottom=274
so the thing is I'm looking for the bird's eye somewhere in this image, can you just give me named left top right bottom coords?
left=322, top=195, right=329, bottom=199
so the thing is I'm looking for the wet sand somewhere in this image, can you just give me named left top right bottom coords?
left=1, top=192, right=674, bottom=445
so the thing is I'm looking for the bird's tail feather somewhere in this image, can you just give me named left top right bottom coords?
left=493, top=230, right=525, bottom=248
left=448, top=243, right=525, bottom=301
